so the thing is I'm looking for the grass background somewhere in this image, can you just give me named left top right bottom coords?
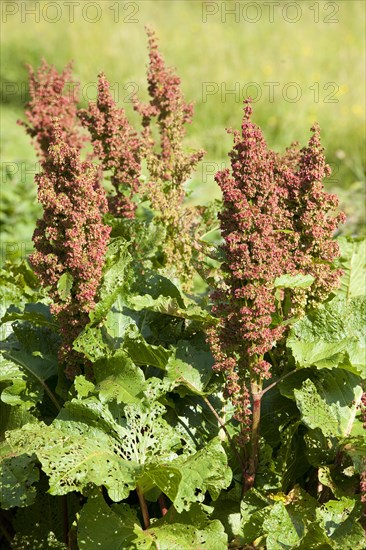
left=1, top=0, right=365, bottom=259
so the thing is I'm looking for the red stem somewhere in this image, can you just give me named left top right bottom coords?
left=136, top=485, right=150, bottom=529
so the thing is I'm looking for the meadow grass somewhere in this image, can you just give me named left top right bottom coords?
left=1, top=0, right=365, bottom=252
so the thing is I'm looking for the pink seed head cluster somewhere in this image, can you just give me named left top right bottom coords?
left=18, top=59, right=85, bottom=158
left=30, top=122, right=111, bottom=379
left=79, top=73, right=142, bottom=218
left=208, top=100, right=345, bottom=431
left=133, top=27, right=205, bottom=288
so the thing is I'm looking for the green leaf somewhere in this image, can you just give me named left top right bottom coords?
left=336, top=236, right=366, bottom=299
left=263, top=501, right=304, bottom=549
left=287, top=296, right=366, bottom=376
left=134, top=270, right=185, bottom=307
left=240, top=488, right=272, bottom=544
left=6, top=412, right=139, bottom=501
left=74, top=375, right=95, bottom=399
left=1, top=302, right=57, bottom=329
left=274, top=274, right=315, bottom=289
left=142, top=504, right=228, bottom=549
left=134, top=438, right=231, bottom=513
left=0, top=443, right=39, bottom=509
left=171, top=438, right=232, bottom=512
left=78, top=490, right=140, bottom=550
left=12, top=477, right=80, bottom=549
left=276, top=422, right=309, bottom=492
left=293, top=372, right=362, bottom=438
left=128, top=294, right=214, bottom=323
left=90, top=238, right=131, bottom=324
left=73, top=324, right=114, bottom=361
left=304, top=428, right=337, bottom=467
left=316, top=497, right=365, bottom=549
left=56, top=272, right=73, bottom=301
left=166, top=339, right=214, bottom=396
left=0, top=321, right=60, bottom=411
left=122, top=325, right=172, bottom=369
left=93, top=352, right=146, bottom=404
left=78, top=492, right=227, bottom=550
left=340, top=436, right=366, bottom=473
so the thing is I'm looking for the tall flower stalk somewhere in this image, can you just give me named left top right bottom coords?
left=18, top=59, right=85, bottom=158
left=30, top=123, right=111, bottom=379
left=79, top=73, right=143, bottom=218
left=208, top=100, right=345, bottom=491
left=133, top=27, right=206, bottom=288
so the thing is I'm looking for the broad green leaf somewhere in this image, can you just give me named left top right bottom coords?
left=166, top=339, right=214, bottom=396
left=304, top=428, right=337, bottom=467
left=293, top=372, right=362, bottom=438
left=263, top=501, right=304, bottom=549
left=148, top=503, right=228, bottom=549
left=135, top=438, right=231, bottom=513
left=90, top=238, right=131, bottom=324
left=171, top=438, right=232, bottom=512
left=138, top=513, right=227, bottom=550
left=274, top=274, right=315, bottom=289
left=318, top=465, right=359, bottom=499
left=12, top=477, right=80, bottom=549
left=0, top=443, right=39, bottom=508
left=73, top=324, right=114, bottom=361
left=122, top=325, right=172, bottom=369
left=340, top=436, right=366, bottom=473
left=276, top=422, right=309, bottom=492
left=78, top=490, right=140, bottom=550
left=74, top=375, right=95, bottom=399
left=79, top=491, right=227, bottom=550
left=128, top=294, right=214, bottom=323
left=0, top=399, right=38, bottom=436
left=240, top=488, right=272, bottom=544
left=198, top=227, right=223, bottom=245
left=134, top=270, right=185, bottom=307
left=260, top=383, right=299, bottom=447
left=0, top=321, right=60, bottom=412
left=287, top=296, right=366, bottom=376
left=6, top=398, right=182, bottom=500
left=336, top=236, right=366, bottom=299
left=210, top=496, right=242, bottom=542
left=6, top=419, right=139, bottom=501
left=316, top=497, right=365, bottom=549
left=56, top=272, right=73, bottom=301
left=1, top=302, right=57, bottom=329
left=93, top=352, right=146, bottom=404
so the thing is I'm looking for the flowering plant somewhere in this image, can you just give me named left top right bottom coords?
left=0, top=31, right=364, bottom=550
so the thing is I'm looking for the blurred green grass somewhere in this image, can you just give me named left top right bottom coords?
left=1, top=0, right=365, bottom=259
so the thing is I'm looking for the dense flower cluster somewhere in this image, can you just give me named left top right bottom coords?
left=133, top=27, right=205, bottom=288
left=208, top=100, right=345, bottom=434
left=79, top=73, right=142, bottom=218
left=18, top=59, right=85, bottom=158
left=30, top=123, right=111, bottom=379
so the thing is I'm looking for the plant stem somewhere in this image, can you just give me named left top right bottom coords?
left=62, top=494, right=69, bottom=547
left=136, top=485, right=150, bottom=529
left=261, top=369, right=296, bottom=397
left=243, top=380, right=262, bottom=494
